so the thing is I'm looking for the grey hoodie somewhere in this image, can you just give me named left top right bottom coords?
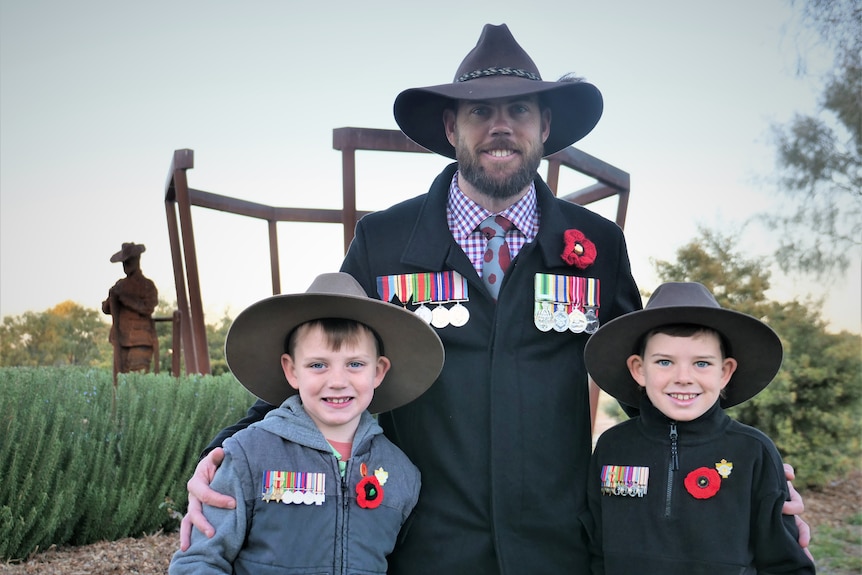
left=170, top=395, right=421, bottom=575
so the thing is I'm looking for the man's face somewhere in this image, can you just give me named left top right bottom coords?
left=444, top=95, right=550, bottom=201
left=122, top=256, right=140, bottom=275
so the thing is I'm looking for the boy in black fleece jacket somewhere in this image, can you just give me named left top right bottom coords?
left=584, top=282, right=815, bottom=574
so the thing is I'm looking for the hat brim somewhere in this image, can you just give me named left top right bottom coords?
left=394, top=78, right=603, bottom=159
left=225, top=292, right=444, bottom=413
left=584, top=306, right=783, bottom=409
left=110, top=244, right=146, bottom=263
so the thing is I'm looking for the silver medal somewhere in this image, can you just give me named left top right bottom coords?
left=431, top=305, right=450, bottom=329
left=449, top=302, right=470, bottom=327
left=584, top=307, right=599, bottom=334
left=414, top=303, right=433, bottom=324
left=534, top=303, right=554, bottom=332
left=568, top=309, right=588, bottom=333
left=552, top=308, right=570, bottom=332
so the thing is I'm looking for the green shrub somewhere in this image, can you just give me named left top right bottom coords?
left=0, top=367, right=254, bottom=561
left=727, top=303, right=862, bottom=488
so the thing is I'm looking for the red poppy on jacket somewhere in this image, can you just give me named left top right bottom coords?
left=356, top=475, right=384, bottom=509
left=684, top=466, right=721, bottom=499
left=561, top=229, right=597, bottom=269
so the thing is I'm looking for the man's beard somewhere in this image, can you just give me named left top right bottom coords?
left=456, top=137, right=543, bottom=201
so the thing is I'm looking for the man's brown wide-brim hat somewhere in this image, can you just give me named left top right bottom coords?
left=225, top=272, right=445, bottom=413
left=110, top=242, right=146, bottom=263
left=393, top=23, right=603, bottom=159
left=584, top=282, right=783, bottom=409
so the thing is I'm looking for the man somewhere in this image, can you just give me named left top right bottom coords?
left=182, top=24, right=809, bottom=573
left=102, top=242, right=158, bottom=375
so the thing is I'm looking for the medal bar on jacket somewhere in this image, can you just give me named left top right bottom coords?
left=377, top=271, right=470, bottom=328
left=261, top=470, right=326, bottom=505
left=600, top=464, right=649, bottom=497
left=534, top=274, right=601, bottom=333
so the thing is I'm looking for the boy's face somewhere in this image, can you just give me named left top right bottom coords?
left=281, top=323, right=390, bottom=442
left=626, top=331, right=737, bottom=422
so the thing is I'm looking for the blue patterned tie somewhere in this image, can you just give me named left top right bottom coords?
left=479, top=215, right=513, bottom=300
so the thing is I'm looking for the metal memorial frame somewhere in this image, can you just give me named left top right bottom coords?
left=163, top=127, right=630, bottom=375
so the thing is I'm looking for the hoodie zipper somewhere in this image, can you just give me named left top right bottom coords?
left=664, top=421, right=679, bottom=518
left=339, top=465, right=350, bottom=572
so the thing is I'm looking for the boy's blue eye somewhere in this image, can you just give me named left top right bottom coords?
left=348, top=361, right=364, bottom=369
left=657, top=359, right=671, bottom=367
left=695, top=361, right=710, bottom=368
left=309, top=362, right=325, bottom=369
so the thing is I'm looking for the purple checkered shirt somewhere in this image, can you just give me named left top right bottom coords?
left=447, top=172, right=540, bottom=278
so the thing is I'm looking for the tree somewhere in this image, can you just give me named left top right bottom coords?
left=760, top=0, right=862, bottom=276
left=0, top=301, right=111, bottom=367
left=652, top=228, right=862, bottom=487
left=1, top=300, right=234, bottom=375
left=152, top=299, right=181, bottom=375
left=205, top=310, right=232, bottom=376
left=651, top=227, right=772, bottom=316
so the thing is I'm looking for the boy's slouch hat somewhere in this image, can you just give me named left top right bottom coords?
left=585, top=282, right=783, bottom=409
left=225, top=272, right=444, bottom=413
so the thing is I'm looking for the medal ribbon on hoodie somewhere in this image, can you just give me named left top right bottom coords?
left=262, top=470, right=326, bottom=505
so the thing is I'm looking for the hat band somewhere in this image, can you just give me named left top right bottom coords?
left=456, top=67, right=542, bottom=83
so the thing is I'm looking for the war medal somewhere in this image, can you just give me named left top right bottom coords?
left=567, top=276, right=587, bottom=333
left=448, top=272, right=470, bottom=327
left=600, top=464, right=649, bottom=497
left=552, top=275, right=570, bottom=332
left=377, top=271, right=472, bottom=329
left=583, top=278, right=601, bottom=334
left=414, top=303, right=433, bottom=323
left=534, top=274, right=555, bottom=331
left=431, top=305, right=450, bottom=329
left=261, top=470, right=326, bottom=505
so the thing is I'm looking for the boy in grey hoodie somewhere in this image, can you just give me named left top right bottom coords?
left=170, top=272, right=443, bottom=575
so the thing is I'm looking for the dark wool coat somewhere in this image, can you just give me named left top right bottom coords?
left=209, top=162, right=641, bottom=574
left=341, top=162, right=641, bottom=574
left=586, top=398, right=815, bottom=575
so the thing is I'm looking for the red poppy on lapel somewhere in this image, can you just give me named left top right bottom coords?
left=684, top=467, right=721, bottom=499
left=561, top=229, right=597, bottom=269
left=356, top=475, right=384, bottom=509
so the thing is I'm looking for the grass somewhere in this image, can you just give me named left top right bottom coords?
left=809, top=512, right=862, bottom=574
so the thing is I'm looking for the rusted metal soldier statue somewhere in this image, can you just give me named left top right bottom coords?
left=102, top=242, right=159, bottom=378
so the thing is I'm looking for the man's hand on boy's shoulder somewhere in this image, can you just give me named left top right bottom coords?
left=179, top=447, right=236, bottom=551
left=782, top=463, right=813, bottom=561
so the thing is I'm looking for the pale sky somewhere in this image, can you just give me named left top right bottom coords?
left=1, top=0, right=859, bottom=334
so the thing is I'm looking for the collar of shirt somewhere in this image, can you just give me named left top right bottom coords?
left=446, top=171, right=540, bottom=276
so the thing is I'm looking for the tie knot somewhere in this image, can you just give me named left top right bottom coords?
left=479, top=215, right=513, bottom=240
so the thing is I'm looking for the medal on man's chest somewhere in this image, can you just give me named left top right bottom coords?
left=533, top=273, right=601, bottom=334
left=377, top=271, right=471, bottom=329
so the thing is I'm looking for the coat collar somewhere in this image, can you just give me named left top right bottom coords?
left=256, top=395, right=383, bottom=452
left=637, top=396, right=730, bottom=443
left=400, top=162, right=570, bottom=275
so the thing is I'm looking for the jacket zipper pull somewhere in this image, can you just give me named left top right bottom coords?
left=669, top=421, right=679, bottom=471
left=341, top=474, right=349, bottom=509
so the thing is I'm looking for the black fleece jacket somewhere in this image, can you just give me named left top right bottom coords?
left=586, top=398, right=815, bottom=574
